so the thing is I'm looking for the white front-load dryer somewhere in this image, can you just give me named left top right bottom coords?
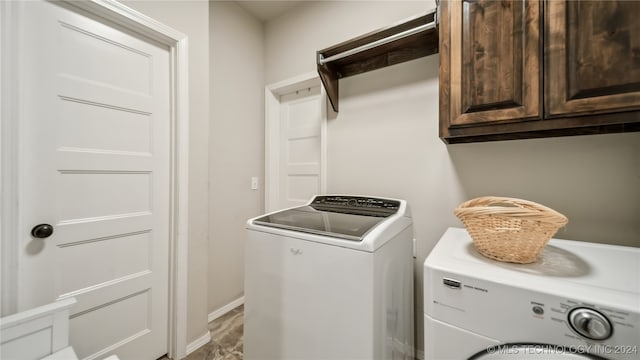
left=424, top=227, right=639, bottom=360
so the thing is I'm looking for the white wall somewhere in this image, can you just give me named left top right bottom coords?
left=125, top=0, right=268, bottom=340
left=265, top=0, right=640, bottom=354
left=265, top=1, right=431, bottom=84
left=120, top=0, right=211, bottom=346
left=208, top=1, right=265, bottom=313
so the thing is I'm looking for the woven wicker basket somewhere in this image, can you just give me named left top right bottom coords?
left=454, top=196, right=568, bottom=264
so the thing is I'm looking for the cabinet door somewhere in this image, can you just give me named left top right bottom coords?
left=546, top=1, right=640, bottom=117
left=440, top=0, right=541, bottom=132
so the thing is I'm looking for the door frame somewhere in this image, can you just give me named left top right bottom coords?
left=264, top=72, right=327, bottom=213
left=0, top=1, right=191, bottom=359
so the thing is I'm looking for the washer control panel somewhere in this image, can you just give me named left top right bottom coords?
left=311, top=195, right=400, bottom=215
left=569, top=307, right=613, bottom=340
left=545, top=298, right=637, bottom=342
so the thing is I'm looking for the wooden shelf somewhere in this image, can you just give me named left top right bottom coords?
left=317, top=11, right=438, bottom=112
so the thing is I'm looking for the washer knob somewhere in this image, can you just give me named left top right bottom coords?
left=568, top=308, right=612, bottom=340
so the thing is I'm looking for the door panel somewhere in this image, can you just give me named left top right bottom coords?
left=69, top=290, right=151, bottom=359
left=462, top=0, right=523, bottom=111
left=545, top=1, right=640, bottom=117
left=56, top=232, right=151, bottom=295
left=57, top=172, right=151, bottom=219
left=17, top=2, right=169, bottom=359
left=58, top=100, right=151, bottom=153
left=447, top=0, right=540, bottom=126
left=58, top=23, right=153, bottom=95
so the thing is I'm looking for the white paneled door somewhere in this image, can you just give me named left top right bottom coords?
left=278, top=86, right=323, bottom=209
left=16, top=1, right=170, bottom=359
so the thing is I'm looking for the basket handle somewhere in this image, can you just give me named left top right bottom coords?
left=455, top=196, right=568, bottom=226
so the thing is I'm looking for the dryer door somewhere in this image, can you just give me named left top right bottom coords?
left=469, top=343, right=607, bottom=359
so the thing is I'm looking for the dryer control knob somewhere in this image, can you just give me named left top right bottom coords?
left=568, top=308, right=612, bottom=340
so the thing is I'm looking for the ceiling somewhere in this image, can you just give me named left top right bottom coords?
left=235, top=1, right=304, bottom=22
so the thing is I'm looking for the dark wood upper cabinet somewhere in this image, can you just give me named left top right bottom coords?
left=545, top=1, right=640, bottom=117
left=440, top=0, right=640, bottom=144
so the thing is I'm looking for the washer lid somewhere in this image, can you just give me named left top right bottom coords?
left=252, top=196, right=400, bottom=241
left=469, top=344, right=606, bottom=360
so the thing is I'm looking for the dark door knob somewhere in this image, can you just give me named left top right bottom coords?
left=31, top=224, right=54, bottom=238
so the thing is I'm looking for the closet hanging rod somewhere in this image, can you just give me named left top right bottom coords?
left=318, top=20, right=437, bottom=65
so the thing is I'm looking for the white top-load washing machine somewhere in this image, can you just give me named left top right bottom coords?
left=245, top=195, right=414, bottom=360
left=424, top=227, right=639, bottom=360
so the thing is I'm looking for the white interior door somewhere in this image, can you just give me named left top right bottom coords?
left=15, top=1, right=170, bottom=359
left=267, top=83, right=325, bottom=211
left=279, top=86, right=323, bottom=209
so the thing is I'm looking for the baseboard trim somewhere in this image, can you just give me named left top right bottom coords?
left=208, top=296, right=244, bottom=323
left=185, top=331, right=211, bottom=356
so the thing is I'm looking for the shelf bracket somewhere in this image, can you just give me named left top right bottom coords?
left=316, top=9, right=439, bottom=112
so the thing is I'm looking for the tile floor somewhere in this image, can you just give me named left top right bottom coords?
left=182, top=305, right=244, bottom=360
